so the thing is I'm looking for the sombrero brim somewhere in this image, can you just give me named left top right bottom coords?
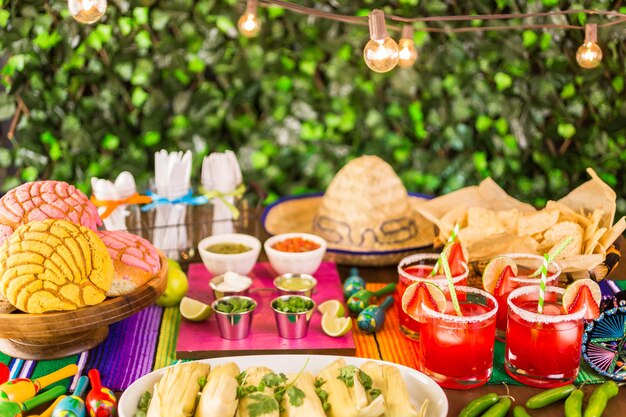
left=261, top=192, right=436, bottom=266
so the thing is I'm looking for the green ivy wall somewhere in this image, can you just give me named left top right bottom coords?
left=1, top=0, right=626, bottom=214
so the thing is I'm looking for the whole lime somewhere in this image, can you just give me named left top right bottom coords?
left=167, top=258, right=181, bottom=271
left=156, top=267, right=189, bottom=307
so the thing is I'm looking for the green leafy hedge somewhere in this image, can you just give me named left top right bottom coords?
left=1, top=0, right=626, bottom=215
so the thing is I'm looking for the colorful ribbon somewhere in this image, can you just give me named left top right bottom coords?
left=90, top=193, right=153, bottom=219
left=140, top=189, right=208, bottom=212
left=199, top=183, right=246, bottom=220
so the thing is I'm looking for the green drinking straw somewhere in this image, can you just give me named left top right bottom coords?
left=440, top=249, right=463, bottom=317
left=430, top=223, right=460, bottom=276
left=537, top=253, right=550, bottom=314
left=528, top=235, right=574, bottom=278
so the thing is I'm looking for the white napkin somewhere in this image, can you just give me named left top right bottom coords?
left=90, top=171, right=137, bottom=231
left=201, top=150, right=243, bottom=235
left=153, top=150, right=192, bottom=258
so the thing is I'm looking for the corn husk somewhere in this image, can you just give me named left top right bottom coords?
left=359, top=362, right=418, bottom=417
left=195, top=362, right=241, bottom=417
left=316, top=359, right=386, bottom=417
left=237, top=367, right=280, bottom=417
left=147, top=362, right=211, bottom=417
left=280, top=372, right=326, bottom=417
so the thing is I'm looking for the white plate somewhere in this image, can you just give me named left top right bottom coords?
left=119, top=354, right=448, bottom=417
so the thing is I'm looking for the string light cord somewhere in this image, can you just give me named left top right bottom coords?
left=257, top=0, right=626, bottom=33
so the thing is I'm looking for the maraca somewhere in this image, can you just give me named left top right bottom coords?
left=0, top=363, right=9, bottom=384
left=347, top=283, right=396, bottom=315
left=52, top=375, right=89, bottom=417
left=357, top=296, right=394, bottom=334
left=86, top=369, right=116, bottom=417
left=343, top=267, right=366, bottom=299
left=32, top=395, right=66, bottom=417
left=0, top=364, right=78, bottom=403
left=0, top=385, right=66, bottom=417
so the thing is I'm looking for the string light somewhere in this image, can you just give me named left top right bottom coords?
left=250, top=2, right=626, bottom=73
left=576, top=24, right=603, bottom=69
left=363, top=10, right=399, bottom=73
left=397, top=25, right=418, bottom=68
left=68, top=0, right=106, bottom=24
left=238, top=0, right=261, bottom=38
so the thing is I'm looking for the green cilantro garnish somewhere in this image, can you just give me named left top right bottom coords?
left=337, top=365, right=358, bottom=387
left=370, top=388, right=382, bottom=399
left=286, top=386, right=305, bottom=407
left=314, top=378, right=330, bottom=412
left=198, top=375, right=207, bottom=389
left=247, top=393, right=279, bottom=417
left=358, top=369, right=373, bottom=391
left=262, top=372, right=287, bottom=388
left=215, top=298, right=255, bottom=314
left=272, top=296, right=314, bottom=313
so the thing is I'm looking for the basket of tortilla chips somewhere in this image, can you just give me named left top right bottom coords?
left=416, top=168, right=625, bottom=280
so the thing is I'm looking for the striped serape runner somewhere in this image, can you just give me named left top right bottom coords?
left=0, top=275, right=623, bottom=391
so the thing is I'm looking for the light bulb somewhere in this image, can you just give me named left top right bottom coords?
left=68, top=0, right=106, bottom=24
left=397, top=26, right=418, bottom=68
left=238, top=0, right=261, bottom=37
left=576, top=24, right=602, bottom=69
left=363, top=10, right=399, bottom=73
left=576, top=42, right=602, bottom=69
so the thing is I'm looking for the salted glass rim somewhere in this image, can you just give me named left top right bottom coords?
left=507, top=285, right=586, bottom=323
left=398, top=253, right=469, bottom=283
left=421, top=286, right=498, bottom=323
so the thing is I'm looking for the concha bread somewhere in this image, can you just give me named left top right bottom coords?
left=97, top=230, right=161, bottom=297
left=0, top=219, right=113, bottom=313
left=0, top=181, right=102, bottom=247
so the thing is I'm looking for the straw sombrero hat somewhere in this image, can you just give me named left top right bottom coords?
left=262, top=156, right=435, bottom=266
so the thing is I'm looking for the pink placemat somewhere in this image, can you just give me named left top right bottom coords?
left=176, top=262, right=356, bottom=359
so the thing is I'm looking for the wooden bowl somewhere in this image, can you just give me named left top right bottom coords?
left=0, top=253, right=168, bottom=360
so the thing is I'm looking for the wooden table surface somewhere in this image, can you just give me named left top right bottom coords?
left=106, top=225, right=622, bottom=417
left=335, top=250, right=626, bottom=416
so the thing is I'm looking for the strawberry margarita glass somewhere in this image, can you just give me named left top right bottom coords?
left=396, top=253, right=469, bottom=339
left=485, top=254, right=561, bottom=340
left=418, top=286, right=498, bottom=389
left=505, top=285, right=586, bottom=387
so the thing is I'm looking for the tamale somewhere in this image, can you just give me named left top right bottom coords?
left=359, top=361, right=418, bottom=417
left=147, top=362, right=211, bottom=417
left=280, top=372, right=326, bottom=417
left=196, top=362, right=241, bottom=417
left=316, top=359, right=386, bottom=417
left=236, top=366, right=280, bottom=417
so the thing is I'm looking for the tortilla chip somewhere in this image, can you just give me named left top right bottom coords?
left=496, top=209, right=520, bottom=234
left=467, top=207, right=506, bottom=235
left=517, top=209, right=559, bottom=237
left=542, top=221, right=585, bottom=248
left=549, top=234, right=583, bottom=260
left=545, top=201, right=591, bottom=228
left=585, top=227, right=607, bottom=255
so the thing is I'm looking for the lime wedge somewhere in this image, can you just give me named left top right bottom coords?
left=318, top=299, right=345, bottom=318
left=180, top=297, right=213, bottom=322
left=321, top=313, right=352, bottom=337
left=482, top=256, right=518, bottom=294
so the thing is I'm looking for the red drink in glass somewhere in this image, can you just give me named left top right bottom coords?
left=491, top=254, right=561, bottom=340
left=505, top=286, right=585, bottom=387
left=418, top=286, right=498, bottom=389
left=396, top=253, right=468, bottom=339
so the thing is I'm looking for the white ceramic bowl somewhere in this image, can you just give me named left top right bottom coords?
left=264, top=232, right=327, bottom=275
left=118, top=354, right=448, bottom=417
left=198, top=233, right=261, bottom=276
